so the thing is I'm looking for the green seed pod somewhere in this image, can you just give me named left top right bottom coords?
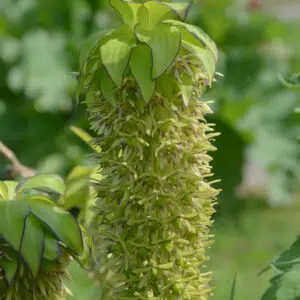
left=79, top=0, right=219, bottom=298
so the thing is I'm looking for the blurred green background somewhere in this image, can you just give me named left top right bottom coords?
left=0, top=0, right=299, bottom=299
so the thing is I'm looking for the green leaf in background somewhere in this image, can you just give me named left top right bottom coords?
left=25, top=196, right=83, bottom=254
left=163, top=20, right=218, bottom=61
left=17, top=174, right=65, bottom=196
left=129, top=43, right=155, bottom=103
left=109, top=0, right=141, bottom=29
left=20, top=214, right=44, bottom=277
left=0, top=181, right=19, bottom=200
left=64, top=166, right=92, bottom=211
left=182, top=40, right=215, bottom=85
left=79, top=29, right=112, bottom=73
left=229, top=273, right=237, bottom=300
left=279, top=73, right=300, bottom=90
left=135, top=23, right=181, bottom=79
left=100, top=25, right=136, bottom=88
left=70, top=126, right=100, bottom=153
left=0, top=201, right=30, bottom=250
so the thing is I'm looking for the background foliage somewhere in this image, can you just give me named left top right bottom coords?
left=0, top=0, right=299, bottom=299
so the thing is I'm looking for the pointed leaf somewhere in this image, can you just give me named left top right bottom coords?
left=70, top=126, right=101, bottom=153
left=43, top=231, right=61, bottom=261
left=161, top=2, right=190, bottom=21
left=98, top=67, right=117, bottom=106
left=130, top=43, right=155, bottom=102
left=18, top=174, right=65, bottom=196
left=100, top=25, right=136, bottom=88
left=20, top=214, right=44, bottom=277
left=229, top=273, right=237, bottom=300
left=0, top=181, right=19, bottom=200
left=0, top=259, right=17, bottom=284
left=79, top=29, right=111, bottom=73
left=110, top=0, right=142, bottom=28
left=182, top=40, right=215, bottom=85
left=135, top=23, right=181, bottom=79
left=142, top=1, right=177, bottom=28
left=0, top=182, right=8, bottom=199
left=163, top=20, right=218, bottom=61
left=0, top=201, right=30, bottom=250
left=25, top=196, right=83, bottom=254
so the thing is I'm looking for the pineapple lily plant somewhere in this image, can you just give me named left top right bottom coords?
left=78, top=0, right=219, bottom=298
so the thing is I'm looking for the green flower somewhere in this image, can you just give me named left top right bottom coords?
left=79, top=0, right=219, bottom=298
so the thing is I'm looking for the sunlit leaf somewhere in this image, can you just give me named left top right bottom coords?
left=109, top=0, right=142, bottom=28
left=20, top=214, right=44, bottom=277
left=130, top=43, right=155, bottom=102
left=25, top=196, right=83, bottom=254
left=100, top=24, right=136, bottom=87
left=135, top=23, right=181, bottom=79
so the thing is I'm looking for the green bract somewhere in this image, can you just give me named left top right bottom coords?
left=79, top=0, right=219, bottom=299
left=0, top=173, right=91, bottom=300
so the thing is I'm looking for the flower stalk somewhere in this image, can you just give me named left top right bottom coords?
left=79, top=0, right=219, bottom=298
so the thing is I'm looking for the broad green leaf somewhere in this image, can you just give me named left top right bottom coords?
left=79, top=29, right=111, bottom=73
left=130, top=43, right=155, bottom=102
left=70, top=126, right=101, bottom=153
left=100, top=25, right=136, bottom=87
left=135, top=23, right=181, bottom=79
left=43, top=231, right=61, bottom=261
left=163, top=20, right=218, bottom=61
left=182, top=40, right=215, bottom=85
left=142, top=1, right=177, bottom=28
left=181, top=72, right=193, bottom=106
left=0, top=259, right=17, bottom=284
left=0, top=201, right=30, bottom=250
left=20, top=214, right=44, bottom=277
left=18, top=174, right=65, bottom=196
left=110, top=0, right=142, bottom=28
left=25, top=196, right=83, bottom=254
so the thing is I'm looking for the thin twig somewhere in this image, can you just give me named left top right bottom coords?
left=0, top=140, right=35, bottom=179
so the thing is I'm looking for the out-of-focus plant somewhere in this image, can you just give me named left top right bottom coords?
left=0, top=173, right=92, bottom=299
left=188, top=0, right=300, bottom=212
left=78, top=0, right=219, bottom=298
